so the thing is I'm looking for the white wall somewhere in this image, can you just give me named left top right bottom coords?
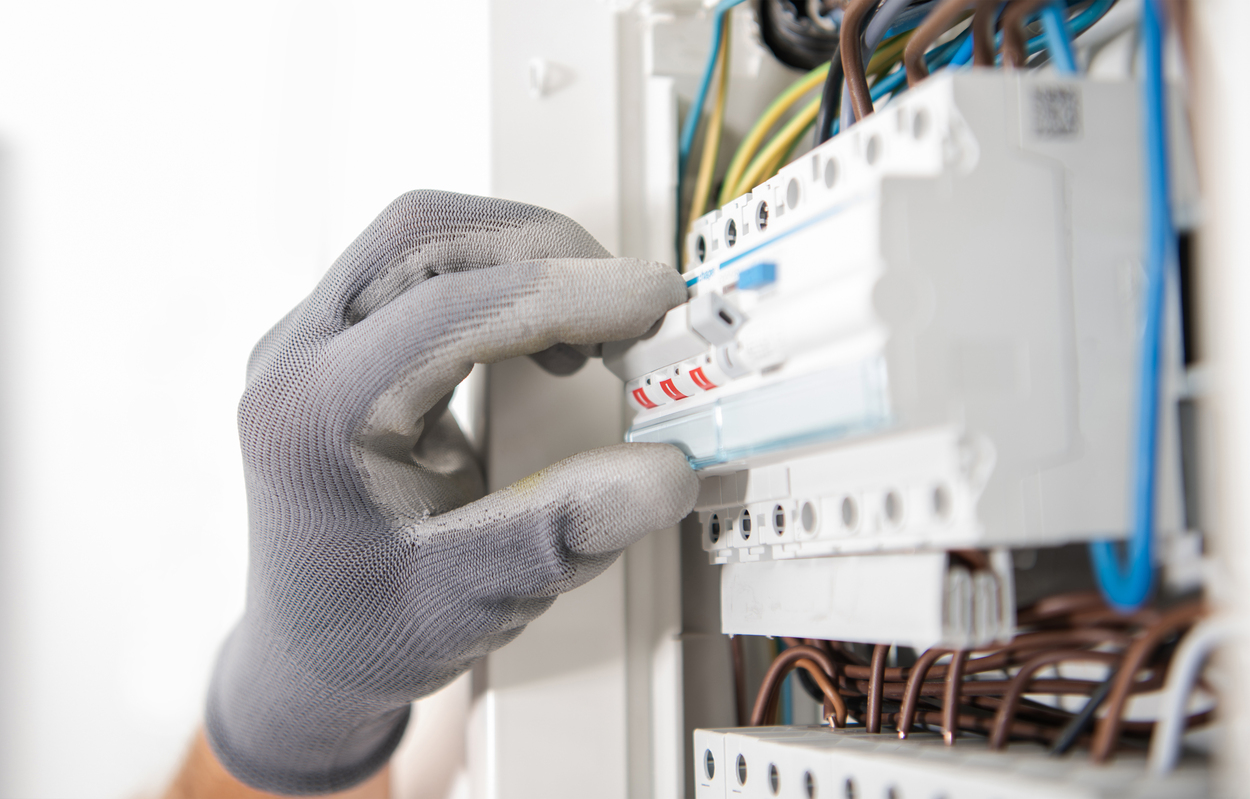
left=0, top=3, right=489, bottom=797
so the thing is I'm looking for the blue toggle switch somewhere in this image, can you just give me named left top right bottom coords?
left=737, top=262, right=777, bottom=290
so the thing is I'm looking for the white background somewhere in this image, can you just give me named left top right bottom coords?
left=0, top=2, right=489, bottom=797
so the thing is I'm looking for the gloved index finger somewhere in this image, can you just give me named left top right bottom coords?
left=300, top=191, right=613, bottom=339
left=334, top=255, right=686, bottom=428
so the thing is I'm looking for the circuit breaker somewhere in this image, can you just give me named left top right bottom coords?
left=605, top=70, right=1187, bottom=650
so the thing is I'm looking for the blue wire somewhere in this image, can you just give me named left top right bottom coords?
left=835, top=1, right=1116, bottom=131
left=1088, top=0, right=1172, bottom=612
left=948, top=30, right=976, bottom=68
left=676, top=0, right=747, bottom=259
left=1040, top=1, right=1079, bottom=73
left=1065, top=0, right=1118, bottom=38
left=678, top=0, right=747, bottom=180
left=870, top=29, right=970, bottom=100
left=947, top=0, right=1114, bottom=70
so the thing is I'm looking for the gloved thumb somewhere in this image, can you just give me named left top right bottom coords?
left=416, top=443, right=697, bottom=596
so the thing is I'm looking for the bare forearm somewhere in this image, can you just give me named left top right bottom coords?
left=162, top=729, right=390, bottom=799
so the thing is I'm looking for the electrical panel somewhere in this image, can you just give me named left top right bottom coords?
left=605, top=70, right=1190, bottom=650
left=466, top=0, right=1227, bottom=794
left=596, top=1, right=1224, bottom=796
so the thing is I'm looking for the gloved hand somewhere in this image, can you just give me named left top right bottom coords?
left=206, top=191, right=698, bottom=795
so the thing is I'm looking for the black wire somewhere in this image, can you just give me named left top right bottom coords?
left=815, top=0, right=879, bottom=143
left=796, top=663, right=826, bottom=703
left=814, top=41, right=844, bottom=145
left=1049, top=676, right=1115, bottom=755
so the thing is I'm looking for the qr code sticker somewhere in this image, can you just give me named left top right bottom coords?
left=1031, top=85, right=1082, bottom=138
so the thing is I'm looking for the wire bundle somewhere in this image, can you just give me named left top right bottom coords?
left=750, top=591, right=1214, bottom=760
left=678, top=0, right=1120, bottom=242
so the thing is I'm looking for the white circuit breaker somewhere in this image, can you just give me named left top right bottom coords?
left=604, top=71, right=1187, bottom=649
left=692, top=726, right=1209, bottom=798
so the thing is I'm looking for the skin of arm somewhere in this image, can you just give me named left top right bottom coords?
left=162, top=729, right=390, bottom=799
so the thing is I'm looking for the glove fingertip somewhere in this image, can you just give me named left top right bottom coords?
left=615, top=442, right=699, bottom=527
left=555, top=443, right=697, bottom=554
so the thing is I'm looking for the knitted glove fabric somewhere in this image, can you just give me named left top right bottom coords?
left=206, top=191, right=698, bottom=794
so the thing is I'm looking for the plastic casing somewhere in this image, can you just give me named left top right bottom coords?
left=693, top=726, right=1209, bottom=798
left=604, top=72, right=1188, bottom=567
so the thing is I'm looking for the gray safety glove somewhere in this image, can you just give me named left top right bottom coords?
left=205, top=191, right=697, bottom=795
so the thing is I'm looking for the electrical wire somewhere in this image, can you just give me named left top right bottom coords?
left=1003, top=0, right=1057, bottom=67
left=958, top=0, right=1119, bottom=72
left=1040, top=1, right=1079, bottom=72
left=988, top=650, right=1122, bottom=749
left=779, top=115, right=818, bottom=166
left=726, top=0, right=1116, bottom=212
left=748, top=590, right=1215, bottom=760
left=1050, top=675, right=1115, bottom=755
left=1091, top=603, right=1205, bottom=762
left=942, top=650, right=970, bottom=744
left=750, top=644, right=848, bottom=727
left=866, top=643, right=889, bottom=733
left=840, top=0, right=915, bottom=132
left=814, top=42, right=845, bottom=144
left=883, top=0, right=943, bottom=38
left=729, top=95, right=822, bottom=199
left=1087, top=0, right=1170, bottom=612
left=904, top=1, right=988, bottom=86
left=731, top=635, right=748, bottom=727
left=868, top=30, right=917, bottom=74
left=759, top=0, right=843, bottom=70
left=688, top=13, right=733, bottom=239
left=867, top=25, right=973, bottom=106
left=839, top=0, right=882, bottom=122
left=677, top=0, right=747, bottom=260
left=1148, top=615, right=1232, bottom=775
left=897, top=648, right=951, bottom=738
left=719, top=62, right=829, bottom=206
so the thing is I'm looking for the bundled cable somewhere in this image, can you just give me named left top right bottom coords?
left=750, top=590, right=1215, bottom=759
left=758, top=0, right=844, bottom=70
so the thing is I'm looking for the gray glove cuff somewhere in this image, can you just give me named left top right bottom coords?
left=206, top=621, right=413, bottom=795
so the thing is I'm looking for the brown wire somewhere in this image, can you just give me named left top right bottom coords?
left=839, top=0, right=879, bottom=122
left=765, top=657, right=848, bottom=728
left=829, top=640, right=871, bottom=667
left=838, top=628, right=1129, bottom=686
left=972, top=694, right=1082, bottom=728
left=1001, top=0, right=1053, bottom=68
left=902, top=0, right=998, bottom=87
left=1067, top=606, right=1164, bottom=630
left=1090, top=603, right=1206, bottom=762
left=799, top=659, right=847, bottom=727
left=730, top=635, right=748, bottom=727
left=988, top=649, right=1122, bottom=749
left=943, top=650, right=970, bottom=744
left=750, top=644, right=848, bottom=728
left=866, top=644, right=889, bottom=733
left=949, top=549, right=991, bottom=571
left=970, top=2, right=1002, bottom=66
left=897, top=648, right=951, bottom=738
left=886, top=708, right=1058, bottom=743
left=787, top=601, right=1209, bottom=756
left=1016, top=589, right=1106, bottom=625
left=851, top=677, right=1102, bottom=698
